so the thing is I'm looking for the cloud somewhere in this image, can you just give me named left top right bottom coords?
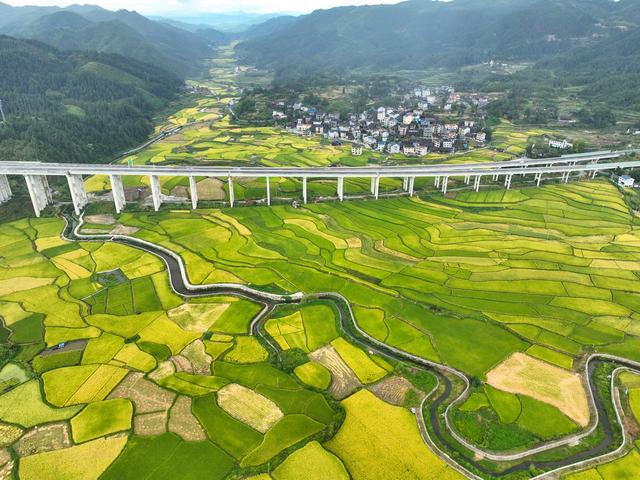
left=3, top=0, right=405, bottom=15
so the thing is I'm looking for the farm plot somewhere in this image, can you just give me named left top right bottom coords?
left=19, top=435, right=127, bottom=480
left=325, top=389, right=464, bottom=479
left=486, top=352, right=589, bottom=427
left=217, top=383, right=284, bottom=433
left=272, top=440, right=349, bottom=480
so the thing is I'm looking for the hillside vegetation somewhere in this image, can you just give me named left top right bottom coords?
left=0, top=2, right=225, bottom=76
left=0, top=36, right=181, bottom=164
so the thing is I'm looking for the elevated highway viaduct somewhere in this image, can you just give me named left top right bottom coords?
left=0, top=150, right=637, bottom=216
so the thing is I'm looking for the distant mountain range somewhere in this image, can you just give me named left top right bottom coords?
left=0, top=2, right=228, bottom=76
left=236, top=0, right=640, bottom=77
left=150, top=12, right=287, bottom=33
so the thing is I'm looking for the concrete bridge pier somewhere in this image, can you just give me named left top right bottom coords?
left=435, top=176, right=441, bottom=188
left=536, top=172, right=543, bottom=187
left=228, top=176, right=235, bottom=207
left=150, top=175, right=162, bottom=211
left=266, top=177, right=271, bottom=206
left=473, top=175, right=482, bottom=192
left=591, top=170, right=598, bottom=179
left=441, top=176, right=449, bottom=194
left=189, top=176, right=198, bottom=209
left=66, top=174, right=87, bottom=215
left=492, top=173, right=499, bottom=181
left=24, top=174, right=51, bottom=217
left=373, top=176, right=380, bottom=199
left=505, top=174, right=513, bottom=190
left=402, top=176, right=409, bottom=191
left=408, top=177, right=415, bottom=197
left=337, top=176, right=344, bottom=201
left=302, top=177, right=308, bottom=204
left=0, top=175, right=12, bottom=204
left=562, top=171, right=570, bottom=183
left=110, top=174, right=126, bottom=214
left=464, top=175, right=470, bottom=185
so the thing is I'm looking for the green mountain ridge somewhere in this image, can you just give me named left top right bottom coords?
left=236, top=0, right=640, bottom=78
left=0, top=35, right=182, bottom=165
left=0, top=2, right=226, bottom=77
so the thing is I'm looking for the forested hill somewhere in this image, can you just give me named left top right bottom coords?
left=0, top=36, right=182, bottom=164
left=0, top=2, right=226, bottom=76
left=236, top=0, right=640, bottom=80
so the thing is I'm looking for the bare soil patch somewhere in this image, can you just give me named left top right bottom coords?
left=110, top=225, right=139, bottom=235
left=197, top=178, right=225, bottom=200
left=369, top=376, right=414, bottom=406
left=134, top=411, right=168, bottom=436
left=108, top=372, right=175, bottom=414
left=168, top=396, right=206, bottom=441
left=171, top=186, right=188, bottom=198
left=217, top=383, right=283, bottom=433
left=309, top=344, right=361, bottom=400
left=14, top=423, right=70, bottom=457
left=84, top=215, right=116, bottom=225
left=171, top=355, right=193, bottom=373
left=181, top=341, right=212, bottom=375
left=0, top=449, right=12, bottom=480
left=486, top=352, right=589, bottom=427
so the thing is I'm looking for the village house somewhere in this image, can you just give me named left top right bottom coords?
left=387, top=143, right=401, bottom=154
left=549, top=139, right=573, bottom=149
left=351, top=145, right=363, bottom=156
left=619, top=175, right=635, bottom=188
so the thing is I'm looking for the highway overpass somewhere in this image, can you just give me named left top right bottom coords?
left=0, top=150, right=637, bottom=216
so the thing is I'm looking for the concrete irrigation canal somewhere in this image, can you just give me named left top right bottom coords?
left=62, top=213, right=640, bottom=480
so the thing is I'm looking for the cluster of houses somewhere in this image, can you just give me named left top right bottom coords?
left=276, top=87, right=489, bottom=157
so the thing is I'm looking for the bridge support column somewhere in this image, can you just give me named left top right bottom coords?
left=373, top=176, right=380, bottom=199
left=189, top=176, right=198, bottom=209
left=536, top=173, right=543, bottom=187
left=66, top=174, right=87, bottom=215
left=474, top=175, right=482, bottom=192
left=150, top=175, right=162, bottom=211
left=408, top=177, right=415, bottom=197
left=402, top=176, right=409, bottom=191
left=435, top=176, right=440, bottom=188
left=562, top=171, right=570, bottom=183
left=464, top=175, right=470, bottom=185
left=302, top=177, right=308, bottom=204
left=337, top=176, right=344, bottom=201
left=109, top=174, right=126, bottom=214
left=228, top=176, right=234, bottom=207
left=24, top=174, right=50, bottom=217
left=492, top=173, right=498, bottom=181
left=0, top=175, right=12, bottom=204
left=591, top=170, right=597, bottom=179
left=505, top=174, right=513, bottom=190
left=266, top=176, right=271, bottom=206
left=441, top=176, right=448, bottom=195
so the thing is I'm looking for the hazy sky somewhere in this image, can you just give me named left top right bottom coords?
left=3, top=0, right=406, bottom=15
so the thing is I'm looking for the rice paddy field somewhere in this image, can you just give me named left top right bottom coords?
left=2, top=174, right=640, bottom=478
left=4, top=45, right=640, bottom=480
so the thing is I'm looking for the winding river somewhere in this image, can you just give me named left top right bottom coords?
left=61, top=213, right=640, bottom=480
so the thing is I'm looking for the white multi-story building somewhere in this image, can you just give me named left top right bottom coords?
left=549, top=139, right=573, bottom=149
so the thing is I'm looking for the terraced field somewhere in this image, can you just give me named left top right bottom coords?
left=2, top=177, right=640, bottom=479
